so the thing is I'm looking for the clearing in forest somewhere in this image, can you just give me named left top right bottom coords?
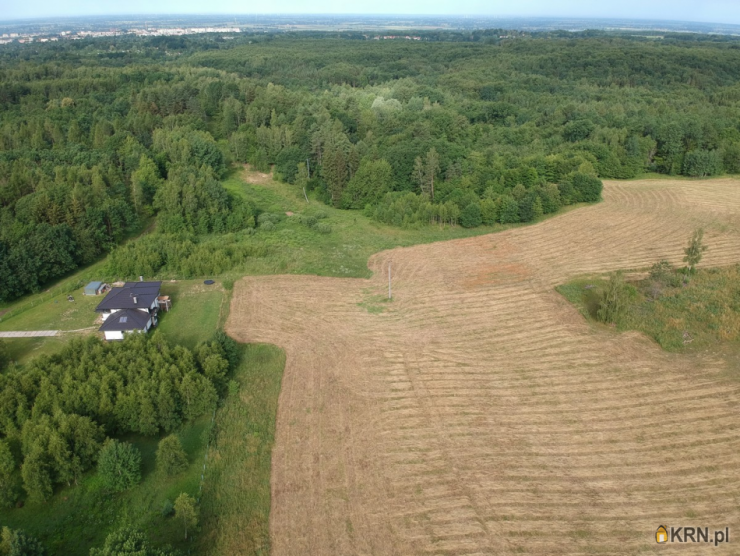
left=226, top=178, right=740, bottom=555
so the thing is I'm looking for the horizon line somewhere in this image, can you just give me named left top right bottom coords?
left=0, top=14, right=736, bottom=27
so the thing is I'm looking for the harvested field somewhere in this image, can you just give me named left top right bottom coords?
left=226, top=179, right=740, bottom=555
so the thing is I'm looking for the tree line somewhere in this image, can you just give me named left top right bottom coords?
left=3, top=32, right=740, bottom=298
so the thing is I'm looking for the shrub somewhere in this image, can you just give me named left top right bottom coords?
left=228, top=380, right=240, bottom=397
left=300, top=215, right=318, bottom=229
left=1, top=527, right=46, bottom=556
left=648, top=260, right=676, bottom=286
left=210, top=329, right=240, bottom=370
left=98, top=440, right=141, bottom=492
left=106, top=233, right=263, bottom=279
left=257, top=212, right=283, bottom=225
left=156, top=435, right=188, bottom=476
left=316, top=222, right=332, bottom=234
left=260, top=221, right=275, bottom=232
left=90, top=527, right=176, bottom=556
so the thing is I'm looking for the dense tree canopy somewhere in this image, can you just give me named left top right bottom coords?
left=2, top=31, right=740, bottom=297
left=0, top=332, right=229, bottom=502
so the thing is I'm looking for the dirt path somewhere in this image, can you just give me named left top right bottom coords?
left=226, top=179, right=740, bottom=555
left=0, top=330, right=59, bottom=337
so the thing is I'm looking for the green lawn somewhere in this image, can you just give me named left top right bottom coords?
left=3, top=337, right=70, bottom=367
left=0, top=288, right=101, bottom=333
left=0, top=283, right=104, bottom=367
left=0, top=280, right=225, bottom=366
left=157, top=281, right=226, bottom=350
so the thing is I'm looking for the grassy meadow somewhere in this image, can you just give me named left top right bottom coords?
left=220, top=168, right=522, bottom=279
left=197, top=344, right=285, bottom=556
left=558, top=264, right=740, bottom=353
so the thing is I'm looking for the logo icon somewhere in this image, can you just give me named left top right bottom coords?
left=656, top=525, right=668, bottom=543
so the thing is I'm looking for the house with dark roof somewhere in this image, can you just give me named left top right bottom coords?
left=95, top=281, right=162, bottom=340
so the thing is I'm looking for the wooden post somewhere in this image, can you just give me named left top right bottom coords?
left=388, top=261, right=392, bottom=300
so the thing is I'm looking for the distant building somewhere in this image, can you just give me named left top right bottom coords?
left=95, top=281, right=162, bottom=341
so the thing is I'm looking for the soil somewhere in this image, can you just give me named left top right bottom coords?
left=226, top=178, right=740, bottom=555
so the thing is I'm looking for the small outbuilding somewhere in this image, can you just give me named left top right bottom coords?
left=84, top=281, right=106, bottom=296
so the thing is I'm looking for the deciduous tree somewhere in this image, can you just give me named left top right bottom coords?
left=156, top=435, right=188, bottom=476
left=683, top=228, right=708, bottom=273
left=174, top=493, right=198, bottom=540
left=597, top=271, right=629, bottom=324
left=98, top=440, right=141, bottom=492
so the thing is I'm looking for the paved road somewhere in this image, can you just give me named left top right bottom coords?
left=0, top=330, right=59, bottom=338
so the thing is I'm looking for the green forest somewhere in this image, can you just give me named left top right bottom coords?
left=3, top=31, right=740, bottom=301
left=2, top=28, right=740, bottom=554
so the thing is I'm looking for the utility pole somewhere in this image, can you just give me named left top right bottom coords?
left=388, top=261, right=392, bottom=300
left=306, top=158, right=311, bottom=178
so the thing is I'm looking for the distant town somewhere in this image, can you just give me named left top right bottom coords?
left=1, top=14, right=740, bottom=46
left=0, top=26, right=244, bottom=45
left=0, top=27, right=428, bottom=45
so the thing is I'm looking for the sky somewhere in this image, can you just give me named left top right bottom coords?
left=2, top=0, right=739, bottom=25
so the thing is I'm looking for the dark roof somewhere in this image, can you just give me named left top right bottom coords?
left=98, top=308, right=151, bottom=332
left=95, top=281, right=161, bottom=312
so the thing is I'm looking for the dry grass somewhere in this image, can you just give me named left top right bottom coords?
left=241, top=164, right=274, bottom=185
left=226, top=178, right=740, bottom=555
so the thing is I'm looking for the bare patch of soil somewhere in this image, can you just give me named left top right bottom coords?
left=241, top=164, right=273, bottom=184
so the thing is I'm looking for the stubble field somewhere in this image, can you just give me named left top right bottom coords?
left=226, top=179, right=740, bottom=555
